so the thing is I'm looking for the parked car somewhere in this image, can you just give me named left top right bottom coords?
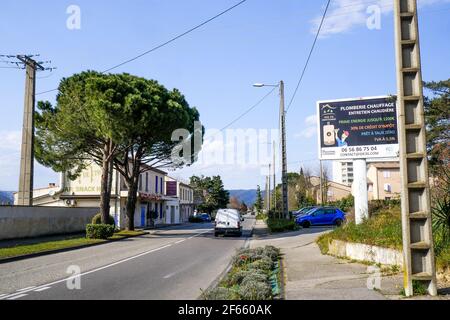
left=199, top=213, right=211, bottom=222
left=214, top=209, right=243, bottom=237
left=292, top=206, right=317, bottom=218
left=295, top=207, right=346, bottom=228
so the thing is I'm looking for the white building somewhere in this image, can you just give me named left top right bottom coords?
left=15, top=162, right=194, bottom=229
left=332, top=161, right=354, bottom=186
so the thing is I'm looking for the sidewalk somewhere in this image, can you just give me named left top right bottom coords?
left=250, top=221, right=403, bottom=300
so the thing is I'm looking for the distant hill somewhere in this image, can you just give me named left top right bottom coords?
left=0, top=191, right=14, bottom=205
left=228, top=189, right=265, bottom=206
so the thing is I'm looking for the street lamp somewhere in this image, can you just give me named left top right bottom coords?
left=253, top=81, right=289, bottom=219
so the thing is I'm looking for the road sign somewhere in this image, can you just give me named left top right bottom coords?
left=317, top=96, right=399, bottom=161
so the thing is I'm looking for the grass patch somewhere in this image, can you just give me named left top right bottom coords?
left=0, top=237, right=104, bottom=259
left=317, top=206, right=403, bottom=253
left=0, top=230, right=147, bottom=260
left=108, top=230, right=147, bottom=240
left=436, top=247, right=450, bottom=271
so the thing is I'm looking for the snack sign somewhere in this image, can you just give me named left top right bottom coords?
left=317, top=96, right=399, bottom=160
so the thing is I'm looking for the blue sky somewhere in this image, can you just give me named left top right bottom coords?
left=0, top=0, right=449, bottom=191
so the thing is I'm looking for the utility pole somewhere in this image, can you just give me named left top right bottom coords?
left=268, top=163, right=271, bottom=211
left=394, top=0, right=437, bottom=296
left=265, top=175, right=269, bottom=212
left=273, top=141, right=276, bottom=213
left=17, top=56, right=44, bottom=206
left=279, top=81, right=289, bottom=219
left=1, top=54, right=53, bottom=206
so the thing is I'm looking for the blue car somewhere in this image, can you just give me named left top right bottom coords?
left=295, top=207, right=345, bottom=228
left=199, top=213, right=212, bottom=222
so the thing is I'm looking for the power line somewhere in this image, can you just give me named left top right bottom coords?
left=286, top=0, right=331, bottom=113
left=36, top=0, right=248, bottom=96
left=220, top=87, right=277, bottom=132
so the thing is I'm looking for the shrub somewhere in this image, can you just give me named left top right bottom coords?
left=247, top=256, right=273, bottom=272
left=86, top=224, right=115, bottom=239
left=201, top=287, right=239, bottom=300
left=267, top=218, right=298, bottom=233
left=432, top=197, right=450, bottom=255
left=232, top=248, right=266, bottom=267
left=91, top=213, right=115, bottom=226
left=238, top=278, right=272, bottom=300
left=262, top=246, right=281, bottom=262
left=224, top=269, right=266, bottom=287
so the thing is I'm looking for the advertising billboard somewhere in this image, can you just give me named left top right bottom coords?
left=317, top=96, right=399, bottom=160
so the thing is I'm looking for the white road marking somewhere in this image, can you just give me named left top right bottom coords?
left=163, top=272, right=176, bottom=279
left=0, top=228, right=212, bottom=300
left=0, top=294, right=7, bottom=298
left=7, top=294, right=27, bottom=300
left=16, top=286, right=36, bottom=292
left=34, top=287, right=51, bottom=292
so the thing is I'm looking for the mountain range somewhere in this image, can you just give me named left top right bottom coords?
left=228, top=189, right=265, bottom=207
left=0, top=191, right=14, bottom=205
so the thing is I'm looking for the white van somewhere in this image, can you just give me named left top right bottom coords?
left=214, top=209, right=243, bottom=237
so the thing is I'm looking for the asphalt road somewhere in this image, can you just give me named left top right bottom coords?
left=0, top=216, right=255, bottom=300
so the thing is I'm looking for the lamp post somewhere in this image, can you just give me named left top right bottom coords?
left=253, top=81, right=288, bottom=219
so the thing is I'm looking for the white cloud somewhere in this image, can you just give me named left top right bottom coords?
left=312, top=0, right=450, bottom=37
left=0, top=130, right=22, bottom=151
left=295, top=114, right=318, bottom=139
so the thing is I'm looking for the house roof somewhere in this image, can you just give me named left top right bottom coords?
left=370, top=162, right=400, bottom=169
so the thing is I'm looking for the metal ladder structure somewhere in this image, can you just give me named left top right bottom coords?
left=394, top=0, right=437, bottom=296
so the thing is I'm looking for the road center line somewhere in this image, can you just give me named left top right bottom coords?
left=0, top=228, right=212, bottom=300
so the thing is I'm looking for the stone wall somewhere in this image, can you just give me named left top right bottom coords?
left=0, top=206, right=98, bottom=240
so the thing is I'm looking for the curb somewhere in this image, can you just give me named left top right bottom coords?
left=0, top=232, right=149, bottom=265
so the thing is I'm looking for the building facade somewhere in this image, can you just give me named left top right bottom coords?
left=332, top=161, right=354, bottom=186
left=367, top=162, right=401, bottom=200
left=15, top=162, right=195, bottom=229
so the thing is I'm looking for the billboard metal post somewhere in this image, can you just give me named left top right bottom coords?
left=353, top=159, right=368, bottom=224
left=394, top=0, right=437, bottom=296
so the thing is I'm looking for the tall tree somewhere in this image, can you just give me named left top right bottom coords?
left=254, top=185, right=263, bottom=213
left=190, top=175, right=229, bottom=214
left=107, top=74, right=202, bottom=230
left=35, top=71, right=125, bottom=224
left=424, top=79, right=449, bottom=200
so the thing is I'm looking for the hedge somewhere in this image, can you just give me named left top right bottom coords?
left=86, top=224, right=115, bottom=239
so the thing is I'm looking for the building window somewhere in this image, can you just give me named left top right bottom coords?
left=384, top=170, right=391, bottom=178
left=139, top=174, right=142, bottom=191
left=155, top=176, right=158, bottom=194
left=368, top=185, right=373, bottom=192
left=384, top=183, right=392, bottom=193
left=145, top=173, right=149, bottom=192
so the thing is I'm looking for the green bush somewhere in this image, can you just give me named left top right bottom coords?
left=238, top=278, right=272, bottom=300
left=201, top=287, right=239, bottom=300
left=267, top=218, right=298, bottom=233
left=262, top=245, right=281, bottom=262
left=432, top=197, right=450, bottom=255
left=91, top=213, right=115, bottom=226
left=224, top=269, right=267, bottom=287
left=86, top=224, right=115, bottom=239
left=247, top=256, right=273, bottom=272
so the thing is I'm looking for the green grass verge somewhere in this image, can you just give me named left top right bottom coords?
left=317, top=206, right=403, bottom=253
left=0, top=230, right=147, bottom=260
left=0, top=237, right=105, bottom=259
left=316, top=204, right=450, bottom=275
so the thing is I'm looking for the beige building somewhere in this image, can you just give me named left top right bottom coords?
left=15, top=162, right=194, bottom=229
left=367, top=162, right=401, bottom=200
left=308, top=176, right=352, bottom=204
